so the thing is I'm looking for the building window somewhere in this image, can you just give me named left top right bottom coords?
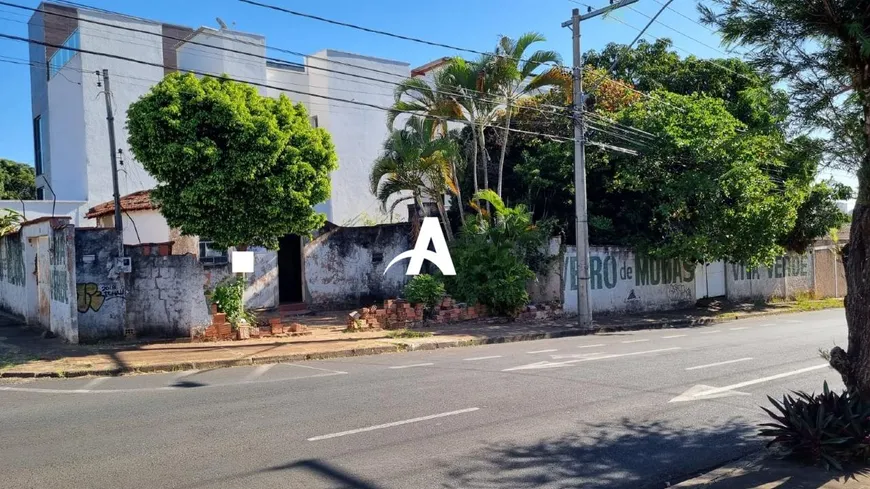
left=36, top=187, right=44, bottom=200
left=33, top=116, right=44, bottom=175
left=48, top=29, right=80, bottom=78
left=199, top=239, right=228, bottom=265
left=310, top=115, right=319, bottom=128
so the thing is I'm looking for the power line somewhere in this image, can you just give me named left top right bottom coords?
left=1, top=31, right=623, bottom=150
left=238, top=0, right=562, bottom=71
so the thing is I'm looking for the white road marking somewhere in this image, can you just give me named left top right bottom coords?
left=699, top=330, right=722, bottom=334
left=577, top=344, right=606, bottom=349
left=761, top=323, right=777, bottom=327
left=80, top=377, right=109, bottom=389
left=504, top=347, right=681, bottom=371
left=729, top=327, right=749, bottom=331
left=527, top=349, right=558, bottom=354
left=685, top=357, right=753, bottom=371
left=0, top=371, right=347, bottom=394
left=463, top=356, right=502, bottom=361
left=388, top=363, right=434, bottom=369
left=621, top=339, right=649, bottom=344
left=784, top=319, right=803, bottom=324
left=243, top=364, right=275, bottom=381
left=670, top=364, right=829, bottom=402
left=307, top=408, right=480, bottom=441
left=662, top=334, right=687, bottom=339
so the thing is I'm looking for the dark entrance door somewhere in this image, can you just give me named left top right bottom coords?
left=277, top=234, right=303, bottom=303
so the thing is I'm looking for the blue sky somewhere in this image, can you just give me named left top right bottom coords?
left=0, top=0, right=857, bottom=190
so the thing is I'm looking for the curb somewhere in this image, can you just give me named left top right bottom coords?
left=0, top=305, right=841, bottom=378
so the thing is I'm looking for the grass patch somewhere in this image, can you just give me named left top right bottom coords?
left=0, top=353, right=38, bottom=371
left=386, top=329, right=433, bottom=339
left=792, top=296, right=843, bottom=311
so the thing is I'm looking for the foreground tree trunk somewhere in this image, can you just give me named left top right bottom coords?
left=830, top=103, right=870, bottom=397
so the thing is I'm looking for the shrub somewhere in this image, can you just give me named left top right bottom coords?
left=760, top=382, right=870, bottom=469
left=209, top=276, right=255, bottom=327
left=403, top=274, right=445, bottom=315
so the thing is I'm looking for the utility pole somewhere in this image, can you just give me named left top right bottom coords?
left=100, top=69, right=123, bottom=234
left=563, top=0, right=638, bottom=327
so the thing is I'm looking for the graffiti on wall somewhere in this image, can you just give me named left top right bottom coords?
left=3, top=237, right=25, bottom=286
left=566, top=254, right=695, bottom=291
left=77, top=283, right=125, bottom=313
left=49, top=232, right=69, bottom=303
left=730, top=255, right=810, bottom=281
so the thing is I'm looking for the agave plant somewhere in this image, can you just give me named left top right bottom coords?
left=0, top=208, right=23, bottom=236
left=760, top=382, right=870, bottom=469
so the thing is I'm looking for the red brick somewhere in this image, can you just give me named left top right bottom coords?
left=212, top=313, right=227, bottom=325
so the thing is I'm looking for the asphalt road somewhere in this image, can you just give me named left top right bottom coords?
left=0, top=309, right=847, bottom=489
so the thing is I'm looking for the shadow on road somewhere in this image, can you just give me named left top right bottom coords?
left=441, top=418, right=757, bottom=489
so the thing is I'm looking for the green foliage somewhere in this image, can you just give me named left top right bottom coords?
left=780, top=182, right=852, bottom=252
left=126, top=73, right=337, bottom=249
left=760, top=382, right=870, bottom=469
left=446, top=190, right=549, bottom=316
left=701, top=0, right=868, bottom=171
left=403, top=274, right=445, bottom=314
left=0, top=208, right=23, bottom=236
left=0, top=159, right=36, bottom=200
left=386, top=329, right=433, bottom=339
left=209, top=276, right=254, bottom=327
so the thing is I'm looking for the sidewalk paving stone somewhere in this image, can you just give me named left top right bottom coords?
left=675, top=451, right=870, bottom=488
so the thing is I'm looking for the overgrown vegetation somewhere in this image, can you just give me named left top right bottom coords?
left=0, top=159, right=35, bottom=200
left=208, top=276, right=255, bottom=328
left=761, top=382, right=870, bottom=469
left=446, top=190, right=548, bottom=316
left=0, top=208, right=23, bottom=236
left=386, top=329, right=433, bottom=339
left=403, top=274, right=445, bottom=318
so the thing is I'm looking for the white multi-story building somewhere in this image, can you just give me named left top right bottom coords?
left=25, top=1, right=413, bottom=228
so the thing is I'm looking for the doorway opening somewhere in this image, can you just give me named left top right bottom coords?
left=277, top=234, right=303, bottom=304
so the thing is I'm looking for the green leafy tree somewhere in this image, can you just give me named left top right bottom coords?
left=701, top=0, right=870, bottom=395
left=370, top=116, right=460, bottom=239
left=0, top=159, right=36, bottom=200
left=126, top=73, right=337, bottom=249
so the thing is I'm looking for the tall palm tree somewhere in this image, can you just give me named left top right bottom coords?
left=370, top=117, right=459, bottom=240
left=489, top=32, right=563, bottom=198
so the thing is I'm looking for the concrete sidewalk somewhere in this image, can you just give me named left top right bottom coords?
left=0, top=299, right=843, bottom=378
left=675, top=451, right=870, bottom=488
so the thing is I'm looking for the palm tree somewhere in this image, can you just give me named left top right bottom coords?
left=370, top=117, right=459, bottom=240
left=488, top=32, right=563, bottom=198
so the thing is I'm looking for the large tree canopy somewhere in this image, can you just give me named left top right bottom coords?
left=483, top=40, right=849, bottom=265
left=0, top=159, right=36, bottom=200
left=127, top=73, right=337, bottom=249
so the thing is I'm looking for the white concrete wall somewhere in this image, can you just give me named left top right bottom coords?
left=726, top=253, right=814, bottom=301
left=266, top=64, right=311, bottom=107
left=76, top=12, right=163, bottom=213
left=177, top=28, right=268, bottom=94
left=303, top=223, right=410, bottom=309
left=0, top=200, right=87, bottom=225
left=304, top=50, right=412, bottom=225
left=0, top=218, right=78, bottom=342
left=46, top=55, right=88, bottom=202
left=106, top=209, right=171, bottom=245
left=563, top=246, right=697, bottom=315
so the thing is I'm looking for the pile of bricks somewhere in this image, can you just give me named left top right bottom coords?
left=201, top=312, right=234, bottom=341
left=346, top=296, right=494, bottom=329
left=193, top=308, right=311, bottom=342
left=347, top=299, right=425, bottom=331
left=516, top=303, right=564, bottom=321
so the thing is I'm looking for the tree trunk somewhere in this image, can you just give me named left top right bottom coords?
left=478, top=122, right=489, bottom=192
left=451, top=160, right=465, bottom=225
left=435, top=196, right=454, bottom=241
left=471, top=125, right=479, bottom=197
left=830, top=102, right=870, bottom=397
left=497, top=101, right=513, bottom=198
